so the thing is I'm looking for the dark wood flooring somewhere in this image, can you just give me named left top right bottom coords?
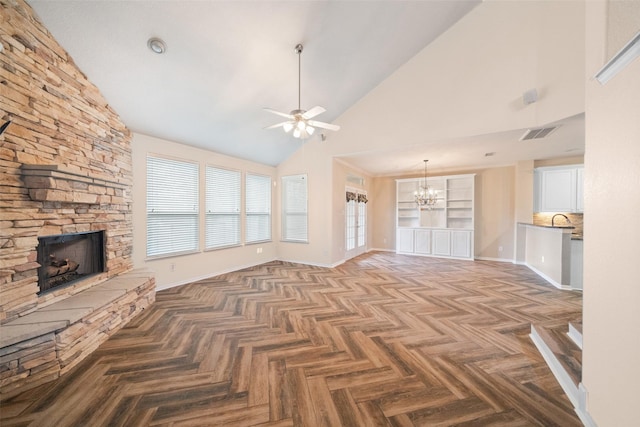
left=0, top=252, right=583, bottom=426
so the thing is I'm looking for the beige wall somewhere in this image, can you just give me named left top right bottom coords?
left=370, top=166, right=516, bottom=261
left=582, top=1, right=640, bottom=425
left=534, top=155, right=584, bottom=168
left=275, top=139, right=334, bottom=266
left=370, top=176, right=397, bottom=251
left=131, top=133, right=278, bottom=289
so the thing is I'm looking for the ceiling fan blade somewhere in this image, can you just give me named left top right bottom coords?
left=264, top=108, right=294, bottom=119
left=264, top=121, right=294, bottom=130
left=308, top=120, right=340, bottom=131
left=302, top=106, right=326, bottom=119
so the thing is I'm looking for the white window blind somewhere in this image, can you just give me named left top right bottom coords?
left=346, top=199, right=356, bottom=251
left=206, top=166, right=241, bottom=249
left=282, top=174, right=308, bottom=242
left=246, top=173, right=271, bottom=243
left=146, top=155, right=199, bottom=257
left=358, top=197, right=367, bottom=248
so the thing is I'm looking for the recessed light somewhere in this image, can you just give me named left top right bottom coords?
left=147, top=37, right=166, bottom=54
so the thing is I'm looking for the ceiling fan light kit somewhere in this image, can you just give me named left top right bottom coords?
left=264, top=43, right=340, bottom=140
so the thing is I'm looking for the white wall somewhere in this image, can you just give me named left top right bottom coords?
left=326, top=0, right=585, bottom=157
left=582, top=1, right=640, bottom=425
left=132, top=133, right=278, bottom=289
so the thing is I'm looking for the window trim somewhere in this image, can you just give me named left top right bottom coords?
left=281, top=173, right=309, bottom=243
left=205, top=164, right=242, bottom=251
left=146, top=154, right=200, bottom=259
left=245, top=172, right=272, bottom=245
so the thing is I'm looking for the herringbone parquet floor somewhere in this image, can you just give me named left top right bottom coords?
left=1, top=252, right=583, bottom=426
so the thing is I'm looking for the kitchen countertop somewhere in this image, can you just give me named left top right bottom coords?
left=518, top=223, right=582, bottom=240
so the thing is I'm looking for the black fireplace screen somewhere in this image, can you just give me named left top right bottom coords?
left=37, top=231, right=106, bottom=294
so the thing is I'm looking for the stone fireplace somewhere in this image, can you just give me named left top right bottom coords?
left=0, top=1, right=155, bottom=400
left=37, top=231, right=106, bottom=294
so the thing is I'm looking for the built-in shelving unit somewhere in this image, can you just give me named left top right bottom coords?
left=396, top=174, right=475, bottom=260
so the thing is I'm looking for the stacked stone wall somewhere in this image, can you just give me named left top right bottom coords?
left=1, top=0, right=134, bottom=323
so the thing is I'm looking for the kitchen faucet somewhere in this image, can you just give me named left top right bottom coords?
left=551, top=213, right=571, bottom=227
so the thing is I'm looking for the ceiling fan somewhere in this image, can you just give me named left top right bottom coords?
left=264, top=43, right=340, bottom=139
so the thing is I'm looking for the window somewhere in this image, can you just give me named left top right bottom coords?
left=206, top=166, right=241, bottom=249
left=281, top=174, right=308, bottom=242
left=246, top=173, right=271, bottom=243
left=146, top=155, right=199, bottom=257
left=358, top=194, right=367, bottom=248
left=346, top=196, right=356, bottom=251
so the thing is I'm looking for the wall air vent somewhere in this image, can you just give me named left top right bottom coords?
left=519, top=126, right=559, bottom=141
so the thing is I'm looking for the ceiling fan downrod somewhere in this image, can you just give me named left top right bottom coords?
left=295, top=44, right=303, bottom=111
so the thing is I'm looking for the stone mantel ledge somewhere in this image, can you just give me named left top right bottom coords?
left=0, top=268, right=154, bottom=349
left=21, top=164, right=129, bottom=204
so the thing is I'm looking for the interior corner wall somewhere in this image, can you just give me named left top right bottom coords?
left=582, top=1, right=640, bottom=425
left=474, top=166, right=515, bottom=261
left=370, top=176, right=397, bottom=251
left=131, top=133, right=277, bottom=289
left=276, top=139, right=333, bottom=267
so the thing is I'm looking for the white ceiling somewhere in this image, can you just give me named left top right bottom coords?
left=339, top=113, right=586, bottom=176
left=28, top=0, right=483, bottom=170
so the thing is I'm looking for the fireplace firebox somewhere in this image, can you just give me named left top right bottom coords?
left=37, top=231, right=106, bottom=294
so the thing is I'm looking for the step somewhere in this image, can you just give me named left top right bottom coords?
left=530, top=322, right=582, bottom=408
left=568, top=321, right=583, bottom=350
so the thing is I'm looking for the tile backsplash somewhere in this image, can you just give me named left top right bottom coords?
left=533, top=213, right=583, bottom=236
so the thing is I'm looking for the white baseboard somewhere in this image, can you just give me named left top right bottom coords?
left=368, top=248, right=395, bottom=253
left=474, top=256, right=514, bottom=263
left=525, top=264, right=569, bottom=290
left=576, top=383, right=599, bottom=427
left=278, top=258, right=341, bottom=269
left=567, top=324, right=583, bottom=350
left=529, top=325, right=579, bottom=408
left=155, top=257, right=278, bottom=291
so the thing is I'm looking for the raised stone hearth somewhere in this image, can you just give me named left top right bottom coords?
left=0, top=269, right=155, bottom=400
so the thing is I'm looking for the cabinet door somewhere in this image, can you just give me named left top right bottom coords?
left=576, top=167, right=584, bottom=213
left=540, top=168, right=576, bottom=212
left=451, top=230, right=472, bottom=258
left=432, top=230, right=451, bottom=256
left=396, top=228, right=415, bottom=253
left=414, top=229, right=431, bottom=254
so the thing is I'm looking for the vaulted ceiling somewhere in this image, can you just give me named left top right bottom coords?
left=28, top=1, right=584, bottom=176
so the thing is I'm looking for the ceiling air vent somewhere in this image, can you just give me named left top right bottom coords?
left=519, top=126, right=559, bottom=141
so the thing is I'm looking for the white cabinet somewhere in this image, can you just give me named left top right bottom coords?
left=396, top=228, right=415, bottom=253
left=396, top=228, right=474, bottom=259
left=432, top=230, right=451, bottom=256
left=534, top=165, right=584, bottom=213
left=414, top=229, right=431, bottom=254
left=451, top=230, right=472, bottom=258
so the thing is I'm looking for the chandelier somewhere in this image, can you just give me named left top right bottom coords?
left=414, top=159, right=437, bottom=209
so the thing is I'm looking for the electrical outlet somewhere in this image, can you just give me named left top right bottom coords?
left=170, top=263, right=175, bottom=272
left=541, top=256, right=545, bottom=263
left=498, top=246, right=503, bottom=252
left=256, top=247, right=262, bottom=254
